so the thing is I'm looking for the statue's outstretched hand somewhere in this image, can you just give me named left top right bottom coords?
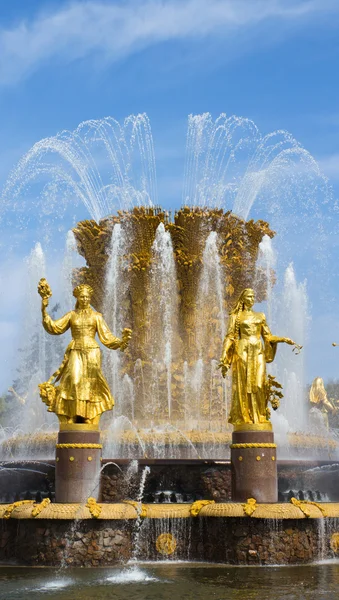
left=120, top=328, right=132, bottom=352
left=218, top=360, right=229, bottom=379
left=291, top=342, right=303, bottom=354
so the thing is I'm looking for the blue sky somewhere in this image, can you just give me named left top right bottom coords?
left=1, top=0, right=339, bottom=390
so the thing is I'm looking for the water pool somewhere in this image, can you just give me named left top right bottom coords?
left=1, top=562, right=339, bottom=600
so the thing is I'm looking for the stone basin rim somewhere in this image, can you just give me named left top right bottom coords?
left=1, top=501, right=338, bottom=520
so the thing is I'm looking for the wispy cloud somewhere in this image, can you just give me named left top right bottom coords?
left=0, top=0, right=338, bottom=85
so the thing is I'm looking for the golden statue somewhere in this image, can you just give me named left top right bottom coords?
left=309, top=376, right=336, bottom=430
left=219, top=288, right=300, bottom=428
left=37, top=279, right=132, bottom=426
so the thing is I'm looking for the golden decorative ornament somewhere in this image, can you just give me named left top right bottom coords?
left=156, top=533, right=177, bottom=555
left=233, top=423, right=272, bottom=432
left=87, top=456, right=93, bottom=461
left=31, top=498, right=51, bottom=518
left=256, top=456, right=261, bottom=461
left=3, top=500, right=35, bottom=520
left=60, top=423, right=99, bottom=432
left=56, top=443, right=102, bottom=449
left=190, top=500, right=215, bottom=517
left=86, top=497, right=102, bottom=518
left=330, top=533, right=339, bottom=553
left=56, top=457, right=59, bottom=462
left=69, top=456, right=75, bottom=462
left=272, top=456, right=275, bottom=461
left=290, top=497, right=327, bottom=518
left=238, top=456, right=243, bottom=461
left=230, top=443, right=276, bottom=449
left=242, top=498, right=257, bottom=516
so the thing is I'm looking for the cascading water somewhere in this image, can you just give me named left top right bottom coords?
left=276, top=264, right=309, bottom=432
left=183, top=113, right=328, bottom=222
left=197, top=231, right=226, bottom=344
left=2, top=115, right=157, bottom=228
left=60, top=230, right=78, bottom=314
left=259, top=263, right=309, bottom=441
left=103, top=223, right=127, bottom=408
left=14, top=243, right=57, bottom=434
left=255, top=234, right=276, bottom=324
left=146, top=223, right=179, bottom=421
left=193, top=231, right=227, bottom=430
left=255, top=237, right=310, bottom=439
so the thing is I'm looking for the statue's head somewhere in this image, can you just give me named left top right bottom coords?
left=73, top=284, right=94, bottom=310
left=231, top=288, right=255, bottom=314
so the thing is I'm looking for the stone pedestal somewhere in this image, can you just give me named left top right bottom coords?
left=231, top=428, right=277, bottom=503
left=55, top=427, right=102, bottom=503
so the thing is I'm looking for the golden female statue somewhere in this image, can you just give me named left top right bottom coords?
left=309, top=376, right=336, bottom=430
left=219, top=288, right=299, bottom=428
left=38, top=279, right=132, bottom=425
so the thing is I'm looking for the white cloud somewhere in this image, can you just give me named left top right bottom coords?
left=0, top=0, right=338, bottom=85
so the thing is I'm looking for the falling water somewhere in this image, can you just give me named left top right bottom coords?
left=104, top=415, right=147, bottom=459
left=104, top=224, right=126, bottom=334
left=197, top=231, right=226, bottom=344
left=130, top=465, right=151, bottom=562
left=193, top=232, right=227, bottom=428
left=147, top=223, right=179, bottom=419
left=103, top=223, right=127, bottom=404
left=2, top=115, right=157, bottom=228
left=183, top=113, right=328, bottom=220
left=15, top=243, right=58, bottom=433
left=255, top=235, right=276, bottom=324
left=28, top=243, right=47, bottom=381
left=274, top=264, right=309, bottom=432
left=120, top=374, right=135, bottom=421
left=60, top=230, right=78, bottom=314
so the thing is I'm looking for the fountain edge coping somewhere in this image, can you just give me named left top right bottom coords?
left=1, top=501, right=338, bottom=520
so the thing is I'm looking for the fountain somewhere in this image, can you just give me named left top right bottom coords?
left=1, top=113, right=339, bottom=566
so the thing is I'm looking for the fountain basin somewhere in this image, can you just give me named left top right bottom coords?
left=1, top=501, right=339, bottom=566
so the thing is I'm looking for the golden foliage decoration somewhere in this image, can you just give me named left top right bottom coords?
left=190, top=500, right=215, bottom=517
left=86, top=497, right=102, bottom=518
left=242, top=498, right=257, bottom=516
left=3, top=500, right=35, bottom=519
left=330, top=533, right=339, bottom=553
left=290, top=497, right=327, bottom=518
left=31, top=498, right=51, bottom=517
